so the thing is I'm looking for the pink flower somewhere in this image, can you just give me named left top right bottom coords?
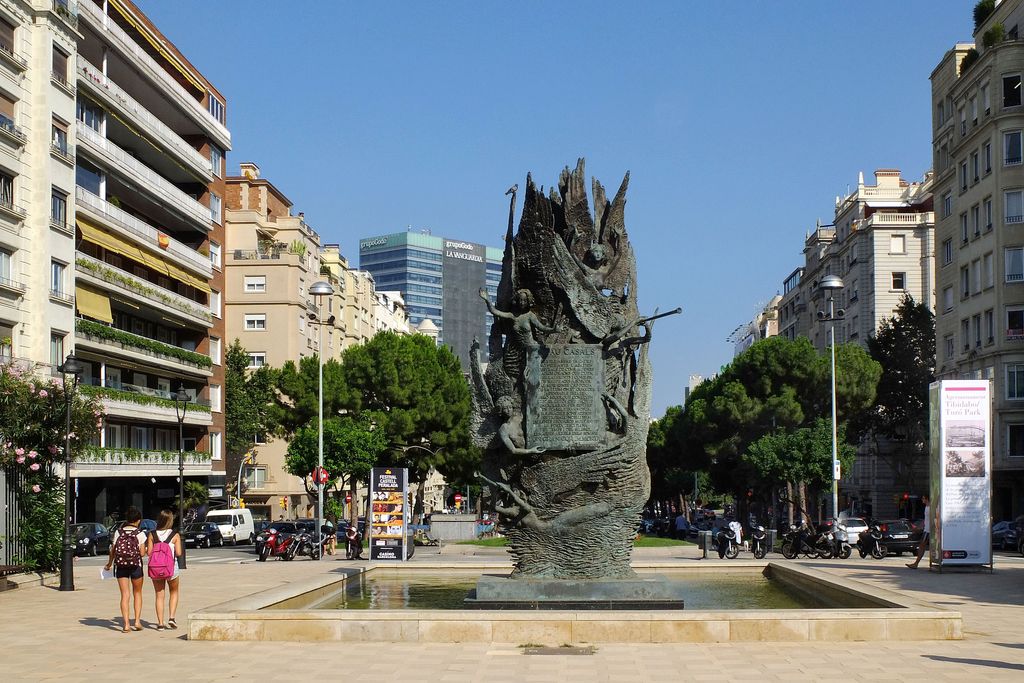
left=28, top=450, right=37, bottom=459
left=38, top=389, right=48, bottom=397
left=48, top=445, right=58, bottom=454
left=14, top=448, right=24, bottom=456
left=29, top=463, right=39, bottom=471
left=15, top=456, right=25, bottom=464
left=31, top=485, right=41, bottom=493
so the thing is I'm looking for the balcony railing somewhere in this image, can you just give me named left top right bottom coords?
left=75, top=318, right=213, bottom=370
left=50, top=141, right=75, bottom=164
left=862, top=211, right=935, bottom=227
left=76, top=187, right=212, bottom=277
left=75, top=254, right=213, bottom=324
left=75, top=446, right=212, bottom=470
left=0, top=36, right=27, bottom=71
left=49, top=288, right=74, bottom=305
left=0, top=275, right=26, bottom=293
left=1008, top=329, right=1024, bottom=341
left=77, top=58, right=213, bottom=178
left=0, top=114, right=26, bottom=145
left=77, top=123, right=211, bottom=230
left=52, top=0, right=78, bottom=28
left=78, top=0, right=230, bottom=149
left=79, top=381, right=212, bottom=410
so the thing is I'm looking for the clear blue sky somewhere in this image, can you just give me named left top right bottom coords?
left=138, top=0, right=970, bottom=416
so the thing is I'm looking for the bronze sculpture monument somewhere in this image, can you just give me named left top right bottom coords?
left=470, top=159, right=679, bottom=583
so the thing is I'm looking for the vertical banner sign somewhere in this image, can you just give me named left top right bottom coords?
left=369, top=467, right=408, bottom=561
left=929, top=380, right=992, bottom=567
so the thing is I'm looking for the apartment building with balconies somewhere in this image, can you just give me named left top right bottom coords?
left=374, top=290, right=410, bottom=335
left=224, top=162, right=327, bottom=520
left=67, top=0, right=230, bottom=520
left=932, top=0, right=1024, bottom=519
left=774, top=169, right=934, bottom=518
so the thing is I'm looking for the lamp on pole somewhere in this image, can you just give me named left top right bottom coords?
left=817, top=274, right=845, bottom=522
left=58, top=353, right=83, bottom=592
left=173, top=383, right=191, bottom=569
left=309, top=280, right=335, bottom=561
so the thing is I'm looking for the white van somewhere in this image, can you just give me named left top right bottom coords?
left=205, top=508, right=255, bottom=545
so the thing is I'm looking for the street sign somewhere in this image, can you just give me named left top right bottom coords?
left=311, top=467, right=329, bottom=484
left=345, top=492, right=352, bottom=503
left=318, top=468, right=329, bottom=484
left=833, top=461, right=841, bottom=480
left=454, top=493, right=463, bottom=502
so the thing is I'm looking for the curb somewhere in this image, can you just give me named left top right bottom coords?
left=0, top=571, right=60, bottom=592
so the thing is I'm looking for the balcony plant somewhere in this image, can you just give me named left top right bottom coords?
left=974, top=0, right=995, bottom=32
left=76, top=258, right=212, bottom=321
left=0, top=362, right=104, bottom=570
left=289, top=240, right=307, bottom=257
left=960, top=48, right=980, bottom=72
left=983, top=22, right=1005, bottom=48
left=78, top=445, right=212, bottom=464
left=75, top=318, right=213, bottom=368
left=78, top=384, right=212, bottom=413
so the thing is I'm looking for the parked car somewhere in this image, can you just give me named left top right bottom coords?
left=109, top=518, right=157, bottom=538
left=992, top=520, right=1018, bottom=550
left=255, top=521, right=297, bottom=555
left=837, top=516, right=869, bottom=541
left=71, top=523, right=111, bottom=556
left=204, top=508, right=255, bottom=545
left=183, top=522, right=224, bottom=548
left=878, top=519, right=922, bottom=555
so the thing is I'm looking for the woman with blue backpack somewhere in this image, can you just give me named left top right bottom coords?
left=146, top=509, right=183, bottom=631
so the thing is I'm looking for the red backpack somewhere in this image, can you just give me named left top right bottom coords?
left=113, top=526, right=142, bottom=567
left=148, top=530, right=178, bottom=579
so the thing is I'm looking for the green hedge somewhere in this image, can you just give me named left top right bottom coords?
left=76, top=258, right=212, bottom=322
left=78, top=384, right=212, bottom=413
left=78, top=445, right=212, bottom=464
left=75, top=319, right=213, bottom=368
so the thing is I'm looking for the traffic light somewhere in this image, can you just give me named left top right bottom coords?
left=279, top=496, right=288, bottom=509
left=902, top=493, right=910, bottom=501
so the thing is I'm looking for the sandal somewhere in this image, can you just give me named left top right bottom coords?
left=168, top=618, right=177, bottom=630
left=121, top=627, right=130, bottom=633
left=131, top=625, right=143, bottom=632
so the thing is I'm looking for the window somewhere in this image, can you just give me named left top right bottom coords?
left=1009, top=364, right=1024, bottom=399
left=961, top=212, right=969, bottom=242
left=210, top=384, right=221, bottom=412
left=50, top=260, right=64, bottom=295
left=49, top=332, right=63, bottom=367
left=51, top=45, right=67, bottom=84
left=971, top=151, right=979, bottom=181
left=892, top=272, right=906, bottom=291
left=960, top=108, right=967, bottom=136
left=983, top=82, right=990, bottom=114
left=210, top=431, right=222, bottom=461
left=0, top=170, right=13, bottom=208
left=985, top=251, right=995, bottom=287
left=943, top=192, right=952, bottom=218
left=209, top=192, right=221, bottom=224
left=890, top=234, right=906, bottom=253
left=972, top=258, right=982, bottom=293
left=937, top=101, right=945, bottom=125
left=943, top=238, right=953, bottom=265
left=76, top=99, right=103, bottom=131
left=244, top=276, right=266, bottom=292
left=959, top=160, right=968, bottom=191
left=961, top=265, right=970, bottom=296
left=244, top=314, right=266, bottom=330
left=207, top=94, right=225, bottom=123
left=242, top=466, right=266, bottom=489
left=0, top=247, right=11, bottom=283
left=985, top=141, right=992, bottom=173
left=1006, top=131, right=1023, bottom=165
left=1004, top=75, right=1022, bottom=108
left=985, top=196, right=993, bottom=229
left=986, top=309, right=995, bottom=343
left=50, top=189, right=67, bottom=226
left=247, top=352, right=266, bottom=368
left=945, top=335, right=954, bottom=359
left=210, top=144, right=223, bottom=177
left=298, top=313, right=305, bottom=335
left=51, top=118, right=68, bottom=155
left=974, top=314, right=982, bottom=347
left=76, top=160, right=102, bottom=196
left=1007, top=190, right=1024, bottom=224
left=1010, top=309, right=1024, bottom=341
left=970, top=97, right=978, bottom=124
left=209, top=241, right=221, bottom=269
left=943, top=286, right=954, bottom=312
left=0, top=18, right=13, bottom=59
left=254, top=433, right=267, bottom=445
left=850, top=278, right=859, bottom=301
left=207, top=290, right=219, bottom=319
left=1008, top=424, right=1024, bottom=456
left=961, top=319, right=970, bottom=351
left=209, top=336, right=221, bottom=365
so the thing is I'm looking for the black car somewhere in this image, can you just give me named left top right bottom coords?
left=183, top=522, right=224, bottom=548
left=255, top=521, right=298, bottom=554
left=879, top=519, right=922, bottom=555
left=72, top=523, right=111, bottom=556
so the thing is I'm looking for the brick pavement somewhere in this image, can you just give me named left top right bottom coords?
left=2, top=545, right=1023, bottom=681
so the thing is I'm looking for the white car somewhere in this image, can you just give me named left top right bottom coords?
left=204, top=508, right=255, bottom=545
left=836, top=517, right=868, bottom=543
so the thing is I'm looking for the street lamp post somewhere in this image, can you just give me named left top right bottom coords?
left=309, top=281, right=335, bottom=561
left=817, top=275, right=845, bottom=522
left=58, top=354, right=83, bottom=592
left=173, top=383, right=191, bottom=569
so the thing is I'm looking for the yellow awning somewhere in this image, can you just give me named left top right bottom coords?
left=75, top=285, right=113, bottom=324
left=108, top=0, right=206, bottom=95
left=77, top=218, right=211, bottom=294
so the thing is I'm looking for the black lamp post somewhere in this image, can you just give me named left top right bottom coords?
left=173, top=383, right=191, bottom=569
left=59, top=353, right=83, bottom=592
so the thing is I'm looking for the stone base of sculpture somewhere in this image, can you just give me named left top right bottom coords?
left=465, top=574, right=685, bottom=610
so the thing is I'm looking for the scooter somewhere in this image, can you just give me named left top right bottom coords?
left=257, top=525, right=299, bottom=561
left=781, top=523, right=834, bottom=559
left=715, top=526, right=741, bottom=559
left=857, top=523, right=887, bottom=559
left=750, top=524, right=769, bottom=559
left=287, top=529, right=324, bottom=561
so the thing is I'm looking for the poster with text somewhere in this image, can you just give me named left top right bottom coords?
left=930, top=380, right=992, bottom=567
left=368, top=467, right=408, bottom=561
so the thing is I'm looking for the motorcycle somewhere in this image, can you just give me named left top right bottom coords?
left=822, top=520, right=853, bottom=559
left=750, top=524, right=769, bottom=559
left=287, top=529, right=325, bottom=561
left=781, top=523, right=834, bottom=559
left=857, top=522, right=887, bottom=559
left=257, top=525, right=299, bottom=561
left=715, top=525, right=741, bottom=559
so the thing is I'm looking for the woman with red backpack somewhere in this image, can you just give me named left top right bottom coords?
left=146, top=509, right=183, bottom=631
left=104, top=506, right=148, bottom=632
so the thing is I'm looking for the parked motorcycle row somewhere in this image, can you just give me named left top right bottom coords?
left=712, top=520, right=898, bottom=560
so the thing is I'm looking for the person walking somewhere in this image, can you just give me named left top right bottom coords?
left=104, top=506, right=148, bottom=632
left=907, top=495, right=931, bottom=569
left=146, top=509, right=183, bottom=630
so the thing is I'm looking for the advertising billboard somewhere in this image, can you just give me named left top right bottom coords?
left=929, top=380, right=992, bottom=568
left=368, top=467, right=408, bottom=561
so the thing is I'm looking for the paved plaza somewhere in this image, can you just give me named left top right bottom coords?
left=3, top=544, right=1024, bottom=682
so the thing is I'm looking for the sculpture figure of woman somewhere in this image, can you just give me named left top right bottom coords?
left=479, top=287, right=553, bottom=399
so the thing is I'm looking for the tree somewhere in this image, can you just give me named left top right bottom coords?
left=224, top=339, right=277, bottom=498
left=647, top=405, right=707, bottom=519
left=269, top=355, right=346, bottom=437
left=851, top=294, right=935, bottom=498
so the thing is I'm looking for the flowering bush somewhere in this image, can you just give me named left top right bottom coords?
left=0, top=363, right=104, bottom=570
